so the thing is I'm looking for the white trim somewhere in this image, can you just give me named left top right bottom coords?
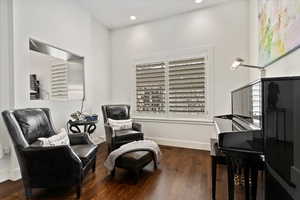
left=145, top=136, right=210, bottom=151
left=99, top=135, right=106, bottom=141
left=134, top=116, right=213, bottom=126
left=98, top=135, right=210, bottom=151
left=0, top=167, right=21, bottom=183
left=0, top=168, right=9, bottom=183
left=8, top=168, right=21, bottom=181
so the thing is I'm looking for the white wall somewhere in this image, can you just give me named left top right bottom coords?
left=111, top=0, right=250, bottom=150
left=0, top=0, right=14, bottom=157
left=248, top=0, right=260, bottom=80
left=0, top=0, right=16, bottom=182
left=13, top=0, right=111, bottom=126
left=4, top=0, right=111, bottom=181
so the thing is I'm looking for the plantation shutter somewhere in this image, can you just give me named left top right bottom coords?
left=136, top=63, right=166, bottom=113
left=168, top=57, right=206, bottom=113
left=51, top=63, right=68, bottom=100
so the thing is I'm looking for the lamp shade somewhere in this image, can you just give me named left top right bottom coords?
left=231, top=58, right=244, bottom=70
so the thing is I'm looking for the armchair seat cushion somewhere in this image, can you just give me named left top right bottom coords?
left=71, top=144, right=98, bottom=165
left=115, top=129, right=141, bottom=137
left=113, top=130, right=144, bottom=148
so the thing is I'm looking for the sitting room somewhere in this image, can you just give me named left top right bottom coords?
left=1, top=0, right=300, bottom=200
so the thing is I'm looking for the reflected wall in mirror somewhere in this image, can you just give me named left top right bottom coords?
left=29, top=38, right=85, bottom=101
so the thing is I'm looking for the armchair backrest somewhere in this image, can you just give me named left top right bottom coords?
left=102, top=105, right=131, bottom=123
left=1, top=108, right=56, bottom=149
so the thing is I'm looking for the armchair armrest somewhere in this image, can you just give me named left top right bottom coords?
left=21, top=146, right=82, bottom=186
left=104, top=123, right=114, bottom=136
left=68, top=133, right=92, bottom=145
left=132, top=122, right=142, bottom=131
left=104, top=123, right=115, bottom=145
left=22, top=145, right=82, bottom=165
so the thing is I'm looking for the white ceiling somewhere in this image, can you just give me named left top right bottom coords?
left=76, top=0, right=233, bottom=29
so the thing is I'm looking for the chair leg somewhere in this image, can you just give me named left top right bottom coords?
left=134, top=169, right=140, bottom=184
left=154, top=161, right=158, bottom=170
left=111, top=168, right=116, bottom=177
left=25, top=187, right=32, bottom=200
left=107, top=146, right=111, bottom=154
left=76, top=184, right=81, bottom=199
left=92, top=158, right=96, bottom=173
left=152, top=154, right=158, bottom=170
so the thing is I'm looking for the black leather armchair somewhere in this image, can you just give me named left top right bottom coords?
left=102, top=105, right=143, bottom=152
left=1, top=108, right=98, bottom=199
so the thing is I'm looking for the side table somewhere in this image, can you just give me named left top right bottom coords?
left=67, top=120, right=98, bottom=135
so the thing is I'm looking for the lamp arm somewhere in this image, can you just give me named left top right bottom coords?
left=240, top=64, right=263, bottom=69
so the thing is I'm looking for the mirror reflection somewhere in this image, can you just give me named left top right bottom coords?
left=29, top=39, right=85, bottom=101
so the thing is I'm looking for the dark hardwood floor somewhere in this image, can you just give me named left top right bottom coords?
left=0, top=144, right=264, bottom=200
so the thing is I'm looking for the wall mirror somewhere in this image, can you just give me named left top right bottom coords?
left=29, top=39, right=85, bottom=101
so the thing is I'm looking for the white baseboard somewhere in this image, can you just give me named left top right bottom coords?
left=0, top=168, right=9, bottom=183
left=9, top=168, right=21, bottom=181
left=99, top=135, right=210, bottom=151
left=145, top=136, right=210, bottom=151
left=0, top=167, right=21, bottom=182
left=99, top=135, right=106, bottom=141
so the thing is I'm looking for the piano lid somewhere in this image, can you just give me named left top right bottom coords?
left=214, top=115, right=263, bottom=155
left=214, top=115, right=261, bottom=134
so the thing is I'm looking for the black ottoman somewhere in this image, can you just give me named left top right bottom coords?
left=111, top=150, right=157, bottom=183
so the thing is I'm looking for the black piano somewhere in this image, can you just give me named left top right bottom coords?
left=212, top=76, right=300, bottom=200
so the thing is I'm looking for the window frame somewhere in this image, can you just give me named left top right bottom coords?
left=131, top=47, right=214, bottom=121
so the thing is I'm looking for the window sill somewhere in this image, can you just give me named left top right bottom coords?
left=133, top=116, right=214, bottom=125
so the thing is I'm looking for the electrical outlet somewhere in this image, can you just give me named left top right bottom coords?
left=3, top=147, right=10, bottom=155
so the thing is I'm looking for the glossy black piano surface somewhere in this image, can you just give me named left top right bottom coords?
left=213, top=114, right=264, bottom=200
left=214, top=115, right=263, bottom=155
left=213, top=76, right=300, bottom=200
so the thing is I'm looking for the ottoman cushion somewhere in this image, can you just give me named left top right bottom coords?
left=116, top=151, right=153, bottom=169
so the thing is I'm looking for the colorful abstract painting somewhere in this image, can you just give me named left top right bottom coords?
left=259, top=0, right=300, bottom=66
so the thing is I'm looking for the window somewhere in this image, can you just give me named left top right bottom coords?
left=135, top=55, right=208, bottom=117
left=168, top=58, right=206, bottom=113
left=136, top=63, right=166, bottom=112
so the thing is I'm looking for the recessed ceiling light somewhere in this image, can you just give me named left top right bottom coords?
left=195, top=0, right=203, bottom=3
left=130, top=16, right=137, bottom=20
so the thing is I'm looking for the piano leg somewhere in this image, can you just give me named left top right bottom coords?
left=211, top=156, right=217, bottom=200
left=227, top=161, right=235, bottom=200
left=244, top=167, right=250, bottom=200
left=251, top=167, right=258, bottom=200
